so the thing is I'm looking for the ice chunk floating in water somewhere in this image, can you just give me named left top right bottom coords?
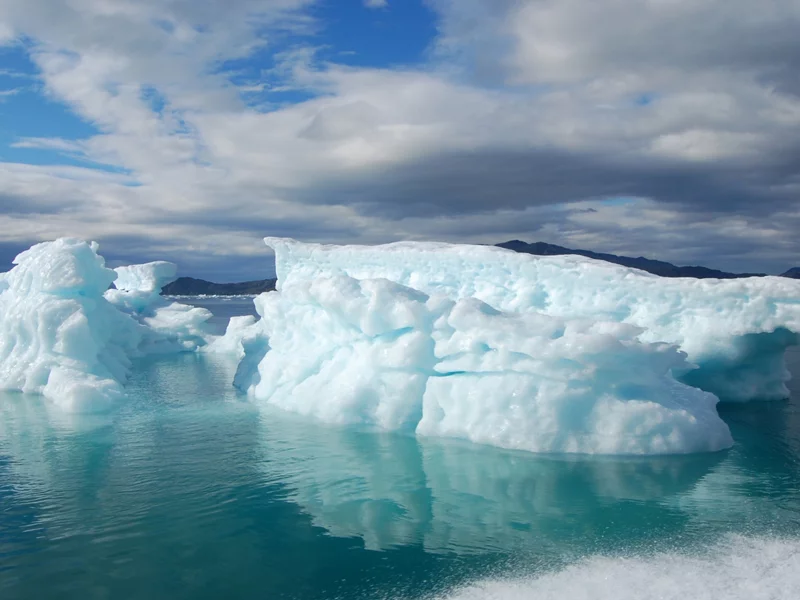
left=0, top=239, right=140, bottom=411
left=265, top=238, right=800, bottom=402
left=233, top=239, right=749, bottom=455
left=0, top=239, right=217, bottom=411
left=4, top=236, right=798, bottom=455
left=106, top=261, right=215, bottom=353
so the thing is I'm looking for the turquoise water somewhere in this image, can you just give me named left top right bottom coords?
left=1, top=299, right=800, bottom=599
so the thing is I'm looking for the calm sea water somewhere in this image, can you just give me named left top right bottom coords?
left=1, top=297, right=800, bottom=599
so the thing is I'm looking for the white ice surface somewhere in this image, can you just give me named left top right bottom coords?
left=114, top=261, right=177, bottom=293
left=204, top=315, right=259, bottom=360
left=266, top=238, right=800, bottom=401
left=239, top=263, right=733, bottom=455
left=0, top=239, right=220, bottom=410
left=0, top=239, right=140, bottom=411
left=106, top=261, right=215, bottom=353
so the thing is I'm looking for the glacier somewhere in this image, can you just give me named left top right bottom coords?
left=0, top=239, right=216, bottom=411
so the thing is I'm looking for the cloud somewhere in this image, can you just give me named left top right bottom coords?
left=364, top=0, right=388, bottom=8
left=429, top=0, right=800, bottom=87
left=0, top=89, right=18, bottom=101
left=0, top=0, right=798, bottom=278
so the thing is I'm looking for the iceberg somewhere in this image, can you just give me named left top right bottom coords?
left=0, top=239, right=217, bottom=411
left=265, top=238, right=800, bottom=402
left=105, top=260, right=215, bottom=353
left=234, top=239, right=744, bottom=455
left=4, top=235, right=797, bottom=455
left=0, top=239, right=140, bottom=411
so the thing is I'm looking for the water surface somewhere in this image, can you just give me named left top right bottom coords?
left=1, top=300, right=799, bottom=599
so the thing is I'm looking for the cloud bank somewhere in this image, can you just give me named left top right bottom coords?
left=0, top=0, right=798, bottom=279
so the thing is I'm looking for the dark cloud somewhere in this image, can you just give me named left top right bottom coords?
left=290, top=147, right=798, bottom=220
left=0, top=191, right=81, bottom=214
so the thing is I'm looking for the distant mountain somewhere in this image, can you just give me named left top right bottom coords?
left=497, top=240, right=767, bottom=279
left=782, top=267, right=800, bottom=279
left=161, top=277, right=276, bottom=296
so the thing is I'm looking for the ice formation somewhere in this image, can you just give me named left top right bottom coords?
left=265, top=238, right=800, bottom=402
left=106, top=261, right=215, bottom=353
left=0, top=239, right=217, bottom=410
left=4, top=235, right=798, bottom=455
left=0, top=239, right=140, bottom=411
left=231, top=240, right=748, bottom=455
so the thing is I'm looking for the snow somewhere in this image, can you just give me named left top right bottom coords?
left=0, top=239, right=139, bottom=411
left=236, top=243, right=736, bottom=454
left=106, top=261, right=215, bottom=353
left=265, top=238, right=800, bottom=402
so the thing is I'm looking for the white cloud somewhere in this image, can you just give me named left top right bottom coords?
left=0, top=0, right=798, bottom=275
left=364, top=0, right=388, bottom=8
left=11, top=137, right=85, bottom=152
left=0, top=22, right=14, bottom=45
left=430, top=0, right=800, bottom=86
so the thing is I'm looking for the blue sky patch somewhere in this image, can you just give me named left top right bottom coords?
left=221, top=0, right=437, bottom=110
left=311, top=0, right=437, bottom=69
left=0, top=45, right=99, bottom=165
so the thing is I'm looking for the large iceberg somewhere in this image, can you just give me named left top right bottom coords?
left=229, top=239, right=765, bottom=455
left=265, top=238, right=800, bottom=402
left=0, top=239, right=140, bottom=411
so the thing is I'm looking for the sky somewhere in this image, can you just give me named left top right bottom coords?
left=0, top=0, right=799, bottom=281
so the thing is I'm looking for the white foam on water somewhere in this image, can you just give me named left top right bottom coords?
left=435, top=536, right=800, bottom=600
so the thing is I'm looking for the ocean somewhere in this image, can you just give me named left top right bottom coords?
left=1, top=296, right=799, bottom=599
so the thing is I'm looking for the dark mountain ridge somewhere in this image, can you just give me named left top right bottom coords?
left=161, top=277, right=276, bottom=296
left=497, top=240, right=770, bottom=279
